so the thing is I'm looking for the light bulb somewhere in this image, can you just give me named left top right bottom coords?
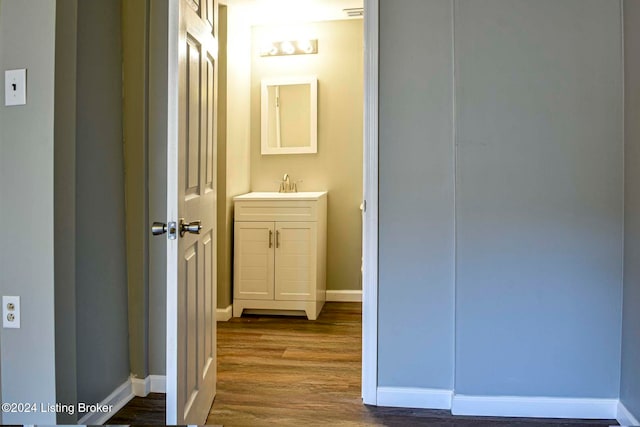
left=298, top=40, right=313, bottom=54
left=280, top=41, right=295, bottom=55
left=259, top=41, right=278, bottom=56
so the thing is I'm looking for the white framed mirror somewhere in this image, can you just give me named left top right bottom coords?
left=261, top=76, right=318, bottom=155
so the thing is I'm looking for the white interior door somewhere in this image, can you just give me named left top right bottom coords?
left=166, top=0, right=218, bottom=423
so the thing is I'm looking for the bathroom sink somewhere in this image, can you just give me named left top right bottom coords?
left=233, top=191, right=327, bottom=201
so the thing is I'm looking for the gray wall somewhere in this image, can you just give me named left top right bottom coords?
left=75, top=0, right=131, bottom=405
left=0, top=0, right=3, bottom=418
left=54, top=0, right=78, bottom=423
left=119, top=0, right=171, bottom=378
left=121, top=0, right=171, bottom=380
left=621, top=0, right=640, bottom=419
left=148, top=0, right=169, bottom=375
left=454, top=0, right=623, bottom=397
left=122, top=0, right=151, bottom=380
left=0, top=0, right=58, bottom=423
left=379, top=0, right=624, bottom=398
left=378, top=0, right=455, bottom=389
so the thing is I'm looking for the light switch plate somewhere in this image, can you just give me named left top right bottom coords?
left=3, top=296, right=20, bottom=328
left=5, top=69, right=27, bottom=106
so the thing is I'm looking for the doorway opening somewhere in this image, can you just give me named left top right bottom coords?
left=211, top=0, right=376, bottom=423
left=111, top=0, right=379, bottom=423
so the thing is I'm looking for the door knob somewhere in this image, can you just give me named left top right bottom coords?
left=152, top=222, right=167, bottom=235
left=152, top=221, right=178, bottom=239
left=180, top=219, right=202, bottom=237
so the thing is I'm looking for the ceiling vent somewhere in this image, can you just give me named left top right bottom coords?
left=343, top=7, right=364, bottom=17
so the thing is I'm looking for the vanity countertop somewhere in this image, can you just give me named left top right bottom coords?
left=233, top=191, right=327, bottom=201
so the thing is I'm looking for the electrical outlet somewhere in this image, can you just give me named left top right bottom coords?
left=3, top=296, right=20, bottom=328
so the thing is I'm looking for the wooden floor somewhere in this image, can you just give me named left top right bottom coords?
left=108, top=303, right=618, bottom=426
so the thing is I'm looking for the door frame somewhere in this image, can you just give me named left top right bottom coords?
left=165, top=0, right=380, bottom=418
left=165, top=0, right=180, bottom=423
left=362, top=0, right=379, bottom=406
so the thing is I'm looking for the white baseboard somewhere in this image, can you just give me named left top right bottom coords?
left=617, top=401, right=640, bottom=426
left=77, top=379, right=134, bottom=425
left=216, top=304, right=232, bottom=321
left=451, top=394, right=618, bottom=420
left=131, top=374, right=166, bottom=396
left=326, top=290, right=362, bottom=302
left=375, top=387, right=633, bottom=423
left=377, top=387, right=452, bottom=410
left=131, top=376, right=151, bottom=397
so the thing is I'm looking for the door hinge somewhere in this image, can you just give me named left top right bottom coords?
left=361, top=200, right=367, bottom=213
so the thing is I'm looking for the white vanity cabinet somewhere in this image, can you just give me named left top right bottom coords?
left=233, top=192, right=327, bottom=320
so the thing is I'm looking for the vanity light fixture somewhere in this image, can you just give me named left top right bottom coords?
left=260, top=39, right=318, bottom=57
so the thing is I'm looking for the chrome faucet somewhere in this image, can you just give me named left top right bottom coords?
left=279, top=173, right=297, bottom=193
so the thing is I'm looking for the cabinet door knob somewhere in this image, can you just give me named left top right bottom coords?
left=269, top=230, right=273, bottom=248
left=276, top=230, right=280, bottom=248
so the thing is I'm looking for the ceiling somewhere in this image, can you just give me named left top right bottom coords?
left=224, top=0, right=364, bottom=25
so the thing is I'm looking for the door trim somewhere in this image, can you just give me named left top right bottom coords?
left=362, top=0, right=379, bottom=406
left=166, top=0, right=180, bottom=423
left=165, top=0, right=381, bottom=417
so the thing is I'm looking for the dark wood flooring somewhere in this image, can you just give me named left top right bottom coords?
left=107, top=303, right=618, bottom=426
left=108, top=392, right=166, bottom=425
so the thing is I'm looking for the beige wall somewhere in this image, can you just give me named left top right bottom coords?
left=219, top=2, right=252, bottom=308
left=217, top=4, right=230, bottom=310
left=250, top=20, right=363, bottom=291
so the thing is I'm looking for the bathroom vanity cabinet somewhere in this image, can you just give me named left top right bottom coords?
left=232, top=192, right=327, bottom=320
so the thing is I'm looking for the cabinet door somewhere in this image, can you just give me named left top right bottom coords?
left=274, top=222, right=317, bottom=301
left=234, top=222, right=275, bottom=300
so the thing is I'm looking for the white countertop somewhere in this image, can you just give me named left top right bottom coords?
left=233, top=191, right=328, bottom=201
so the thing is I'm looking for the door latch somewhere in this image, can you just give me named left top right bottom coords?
left=151, top=221, right=178, bottom=240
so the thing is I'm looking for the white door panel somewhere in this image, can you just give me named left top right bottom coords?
left=167, top=0, right=218, bottom=423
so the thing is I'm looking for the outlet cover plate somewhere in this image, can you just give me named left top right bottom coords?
left=3, top=296, right=20, bottom=328
left=5, top=69, right=27, bottom=106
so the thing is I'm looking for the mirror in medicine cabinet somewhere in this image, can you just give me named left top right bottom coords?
left=261, top=76, right=318, bottom=155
